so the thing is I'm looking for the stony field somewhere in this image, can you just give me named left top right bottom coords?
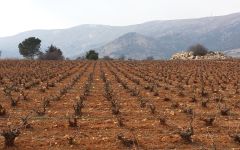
left=0, top=60, right=240, bottom=149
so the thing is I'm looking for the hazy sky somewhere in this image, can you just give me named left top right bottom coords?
left=0, top=0, right=240, bottom=37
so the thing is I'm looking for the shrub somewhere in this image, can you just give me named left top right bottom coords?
left=85, top=50, right=98, bottom=60
left=39, top=45, right=64, bottom=60
left=117, top=133, right=137, bottom=148
left=1, top=128, right=20, bottom=147
left=103, top=56, right=113, bottom=60
left=145, top=56, right=154, bottom=60
left=188, top=44, right=209, bottom=56
left=118, top=55, right=125, bottom=60
left=0, top=104, right=6, bottom=116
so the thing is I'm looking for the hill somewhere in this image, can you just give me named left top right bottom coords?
left=98, top=32, right=164, bottom=59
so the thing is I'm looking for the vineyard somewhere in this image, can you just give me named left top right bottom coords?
left=0, top=60, right=240, bottom=149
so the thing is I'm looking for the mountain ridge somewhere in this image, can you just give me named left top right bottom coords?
left=1, top=12, right=240, bottom=58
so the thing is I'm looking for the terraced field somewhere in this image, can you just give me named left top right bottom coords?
left=0, top=60, right=240, bottom=149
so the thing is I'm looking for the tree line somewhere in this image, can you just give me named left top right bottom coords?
left=15, top=36, right=211, bottom=60
left=18, top=37, right=99, bottom=60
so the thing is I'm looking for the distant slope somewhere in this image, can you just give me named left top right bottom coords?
left=224, top=49, right=240, bottom=58
left=1, top=12, right=240, bottom=58
left=98, top=32, right=164, bottom=59
left=0, top=25, right=131, bottom=58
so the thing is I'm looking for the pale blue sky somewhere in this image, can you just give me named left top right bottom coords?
left=0, top=0, right=240, bottom=37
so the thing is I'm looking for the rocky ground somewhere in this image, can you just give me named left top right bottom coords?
left=171, top=51, right=230, bottom=60
left=0, top=60, right=240, bottom=149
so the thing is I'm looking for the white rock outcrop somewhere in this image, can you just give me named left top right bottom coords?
left=171, top=51, right=230, bottom=60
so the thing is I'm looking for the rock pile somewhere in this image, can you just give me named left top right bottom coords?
left=171, top=51, right=230, bottom=60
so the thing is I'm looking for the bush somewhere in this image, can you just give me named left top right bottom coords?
left=86, top=50, right=98, bottom=60
left=118, top=55, right=125, bottom=60
left=145, top=56, right=154, bottom=60
left=39, top=45, right=64, bottom=60
left=76, top=56, right=85, bottom=60
left=103, top=56, right=113, bottom=60
left=188, top=44, right=208, bottom=56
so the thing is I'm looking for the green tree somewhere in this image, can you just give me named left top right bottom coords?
left=18, top=37, right=41, bottom=59
left=86, top=50, right=98, bottom=60
left=39, top=45, right=64, bottom=60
